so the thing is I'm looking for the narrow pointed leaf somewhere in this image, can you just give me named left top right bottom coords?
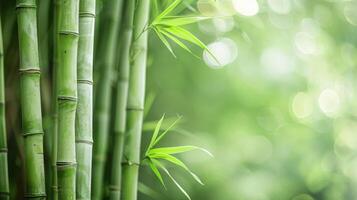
left=150, top=152, right=204, bottom=185
left=159, top=16, right=209, bottom=26
left=148, top=159, right=166, bottom=188
left=154, top=160, right=192, bottom=200
left=153, top=116, right=182, bottom=146
left=149, top=146, right=214, bottom=157
left=160, top=29, right=200, bottom=58
left=155, top=0, right=182, bottom=22
left=147, top=114, right=165, bottom=153
left=153, top=160, right=191, bottom=200
left=154, top=28, right=176, bottom=57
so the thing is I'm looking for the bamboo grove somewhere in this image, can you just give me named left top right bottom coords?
left=0, top=0, right=213, bottom=199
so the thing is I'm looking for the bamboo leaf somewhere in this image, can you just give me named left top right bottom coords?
left=154, top=160, right=192, bottom=200
left=149, top=146, right=214, bottom=157
left=158, top=16, right=209, bottom=26
left=160, top=29, right=201, bottom=58
left=164, top=26, right=206, bottom=49
left=147, top=159, right=166, bottom=188
left=153, top=116, right=182, bottom=146
left=164, top=26, right=220, bottom=64
left=153, top=28, right=176, bottom=57
left=149, top=152, right=204, bottom=185
left=146, top=114, right=165, bottom=153
left=154, top=0, right=182, bottom=23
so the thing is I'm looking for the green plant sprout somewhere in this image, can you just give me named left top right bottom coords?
left=144, top=115, right=213, bottom=200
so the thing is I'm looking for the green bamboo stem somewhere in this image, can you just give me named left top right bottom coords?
left=56, top=0, right=79, bottom=199
left=0, top=16, right=10, bottom=200
left=75, top=0, right=95, bottom=199
left=108, top=0, right=136, bottom=199
left=16, top=0, right=46, bottom=199
left=38, top=0, right=53, bottom=195
left=51, top=0, right=60, bottom=199
left=121, top=0, right=150, bottom=200
left=91, top=0, right=123, bottom=199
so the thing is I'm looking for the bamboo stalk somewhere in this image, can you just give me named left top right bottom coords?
left=75, top=0, right=95, bottom=199
left=16, top=0, right=46, bottom=198
left=0, top=16, right=10, bottom=200
left=108, top=0, right=136, bottom=199
left=91, top=0, right=123, bottom=199
left=121, top=0, right=150, bottom=200
left=37, top=0, right=53, bottom=195
left=51, top=0, right=60, bottom=199
left=56, top=0, right=79, bottom=199
left=16, top=0, right=46, bottom=199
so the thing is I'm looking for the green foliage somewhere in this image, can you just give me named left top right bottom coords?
left=150, top=0, right=213, bottom=59
left=144, top=115, right=212, bottom=200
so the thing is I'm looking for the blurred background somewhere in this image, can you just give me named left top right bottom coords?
left=140, top=0, right=357, bottom=199
left=2, top=0, right=357, bottom=199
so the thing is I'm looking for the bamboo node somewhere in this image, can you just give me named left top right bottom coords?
left=79, top=12, right=96, bottom=18
left=126, top=107, right=144, bottom=111
left=75, top=139, right=93, bottom=144
left=0, top=148, right=8, bottom=152
left=19, top=68, right=41, bottom=75
left=77, top=79, right=93, bottom=85
left=0, top=192, right=10, bottom=195
left=16, top=3, right=36, bottom=9
left=56, top=162, right=77, bottom=169
left=22, top=131, right=44, bottom=137
left=121, top=160, right=140, bottom=166
left=24, top=192, right=46, bottom=198
left=59, top=30, right=79, bottom=37
left=108, top=185, right=121, bottom=191
left=58, top=96, right=77, bottom=102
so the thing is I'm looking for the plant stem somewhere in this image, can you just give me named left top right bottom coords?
left=121, top=0, right=150, bottom=200
left=56, top=0, right=79, bottom=199
left=0, top=16, right=10, bottom=200
left=75, top=0, right=95, bottom=199
left=91, top=0, right=123, bottom=199
left=16, top=0, right=46, bottom=198
left=51, top=1, right=60, bottom=199
left=108, top=0, right=136, bottom=199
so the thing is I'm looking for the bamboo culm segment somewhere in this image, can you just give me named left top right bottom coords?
left=109, top=0, right=136, bottom=199
left=92, top=0, right=123, bottom=199
left=76, top=0, right=95, bottom=199
left=0, top=16, right=10, bottom=200
left=56, top=0, right=79, bottom=199
left=16, top=0, right=46, bottom=198
left=51, top=1, right=60, bottom=199
left=121, top=0, right=150, bottom=200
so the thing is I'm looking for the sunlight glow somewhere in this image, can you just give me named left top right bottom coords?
left=294, top=32, right=319, bottom=55
left=268, top=0, right=291, bottom=14
left=261, top=47, right=293, bottom=78
left=203, top=38, right=238, bottom=69
left=292, top=92, right=313, bottom=119
left=233, top=0, right=259, bottom=16
left=318, top=89, right=340, bottom=117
